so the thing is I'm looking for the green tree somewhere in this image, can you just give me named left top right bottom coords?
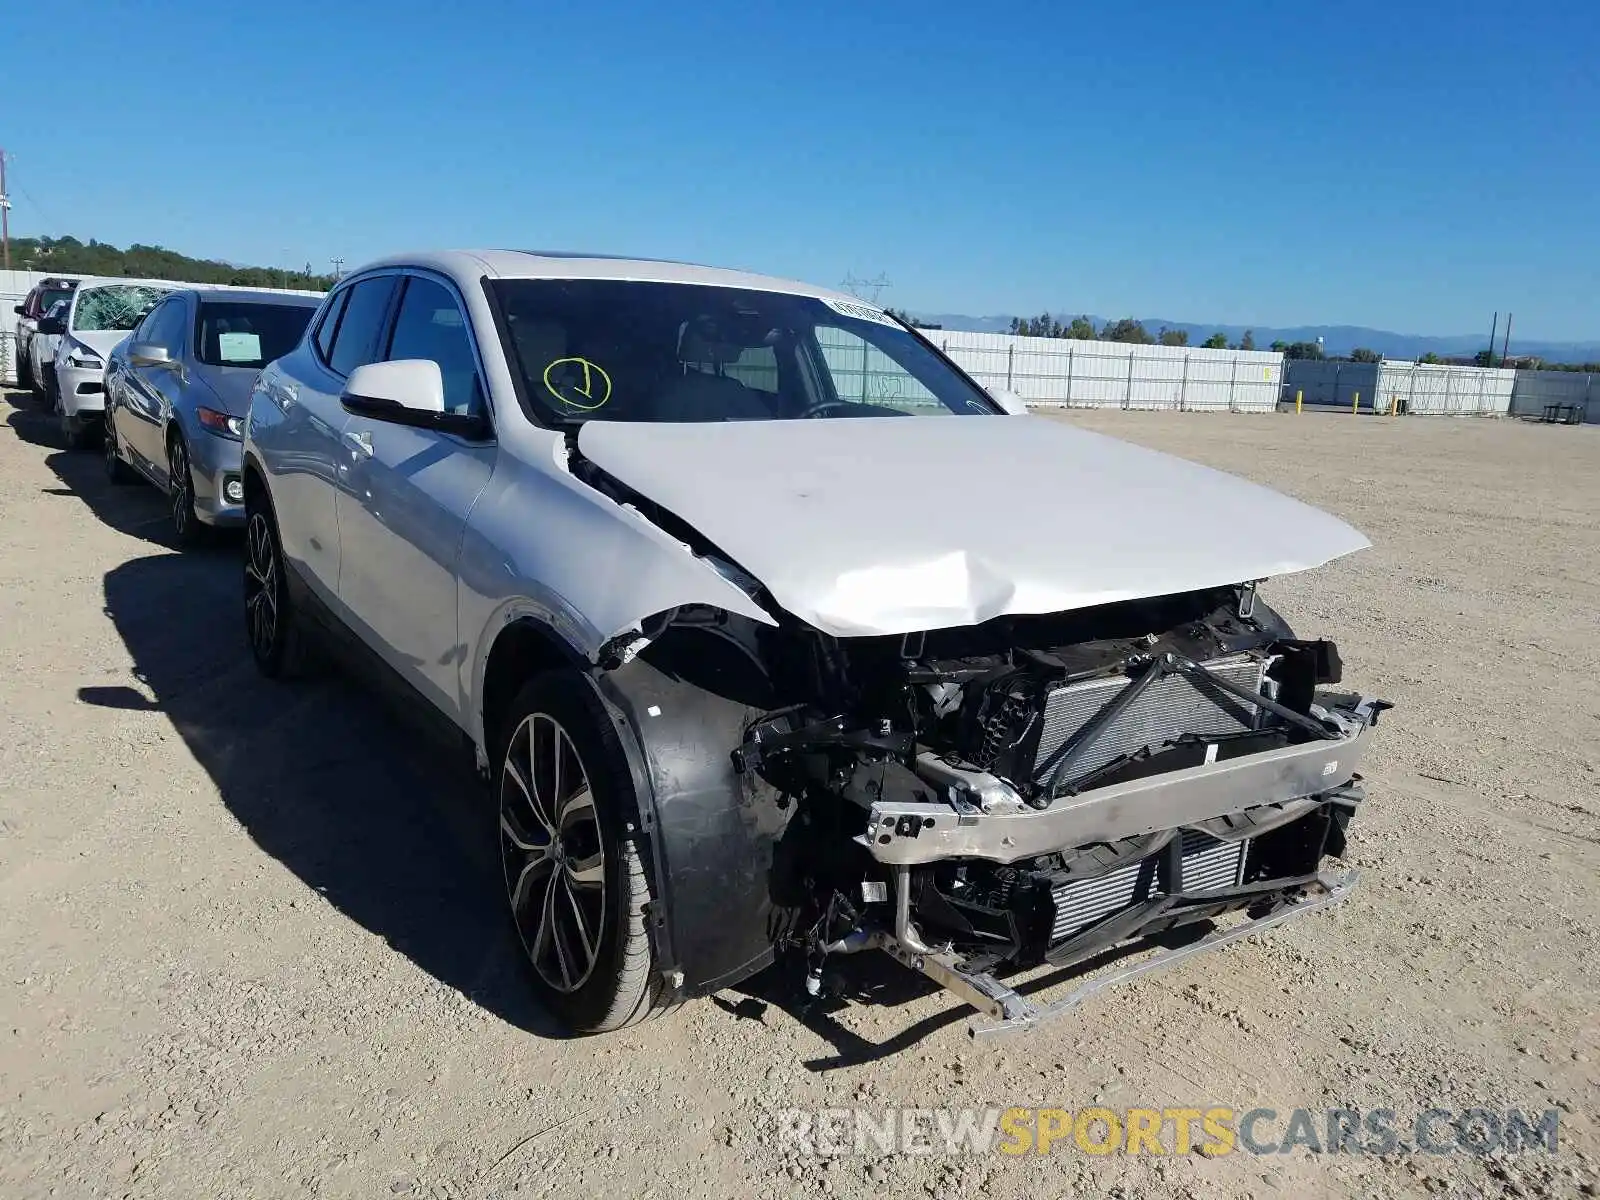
left=6, top=233, right=335, bottom=291
left=1419, top=352, right=1441, bottom=364
left=1201, top=332, right=1227, bottom=349
left=1239, top=330, right=1257, bottom=351
left=1100, top=318, right=1153, bottom=345
left=1269, top=340, right=1288, bottom=353
left=1349, top=347, right=1381, bottom=363
left=1473, top=349, right=1494, bottom=367
left=1067, top=316, right=1096, bottom=340
left=1158, top=327, right=1190, bottom=347
left=1283, top=341, right=1325, bottom=360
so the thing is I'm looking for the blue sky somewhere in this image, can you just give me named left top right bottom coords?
left=8, top=0, right=1598, bottom=338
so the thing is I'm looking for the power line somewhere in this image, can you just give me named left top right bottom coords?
left=839, top=272, right=892, bottom=304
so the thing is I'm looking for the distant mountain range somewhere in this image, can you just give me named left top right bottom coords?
left=911, top=313, right=1600, bottom=363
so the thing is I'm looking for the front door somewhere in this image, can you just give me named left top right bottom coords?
left=120, top=296, right=188, bottom=475
left=335, top=273, right=495, bottom=727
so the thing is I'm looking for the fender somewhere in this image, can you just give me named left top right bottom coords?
left=592, top=653, right=795, bottom=997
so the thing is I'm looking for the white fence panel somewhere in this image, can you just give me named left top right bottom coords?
left=927, top=330, right=1282, bottom=412
left=1376, top=362, right=1514, bottom=416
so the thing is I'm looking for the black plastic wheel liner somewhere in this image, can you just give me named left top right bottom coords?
left=591, top=652, right=797, bottom=998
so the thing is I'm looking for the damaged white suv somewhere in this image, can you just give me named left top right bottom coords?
left=242, top=251, right=1387, bottom=1036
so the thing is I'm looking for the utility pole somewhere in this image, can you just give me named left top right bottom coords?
left=1501, top=312, right=1513, bottom=368
left=330, top=256, right=345, bottom=282
left=1487, top=312, right=1498, bottom=367
left=0, top=148, right=11, bottom=270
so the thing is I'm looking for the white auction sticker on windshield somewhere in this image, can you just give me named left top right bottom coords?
left=820, top=297, right=900, bottom=327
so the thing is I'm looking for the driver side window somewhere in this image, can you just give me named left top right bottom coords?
left=138, top=300, right=185, bottom=355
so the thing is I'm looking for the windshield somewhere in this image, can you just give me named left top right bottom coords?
left=490, top=279, right=998, bottom=424
left=73, top=285, right=172, bottom=332
left=195, top=300, right=316, bottom=368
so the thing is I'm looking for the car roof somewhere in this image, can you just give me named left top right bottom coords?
left=178, top=287, right=325, bottom=306
left=350, top=250, right=871, bottom=307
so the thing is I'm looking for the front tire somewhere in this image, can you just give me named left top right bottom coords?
left=496, top=671, right=666, bottom=1034
left=167, top=435, right=205, bottom=546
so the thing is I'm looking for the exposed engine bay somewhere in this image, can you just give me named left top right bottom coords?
left=636, top=582, right=1387, bottom=1037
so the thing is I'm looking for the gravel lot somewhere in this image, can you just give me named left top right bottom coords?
left=1, top=391, right=1596, bottom=1199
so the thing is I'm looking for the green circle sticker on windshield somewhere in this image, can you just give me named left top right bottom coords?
left=543, top=357, right=613, bottom=411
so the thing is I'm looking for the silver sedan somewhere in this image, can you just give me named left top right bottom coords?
left=104, top=288, right=322, bottom=544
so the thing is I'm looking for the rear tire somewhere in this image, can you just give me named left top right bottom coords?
left=496, top=671, right=667, bottom=1034
left=17, top=352, right=33, bottom=392
left=243, top=488, right=308, bottom=679
left=103, top=409, right=136, bottom=485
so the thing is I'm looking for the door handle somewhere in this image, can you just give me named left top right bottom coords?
left=344, top=429, right=374, bottom=459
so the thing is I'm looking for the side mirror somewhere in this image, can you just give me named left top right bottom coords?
left=130, top=343, right=175, bottom=368
left=342, top=359, right=445, bottom=418
left=36, top=316, right=65, bottom=336
left=986, top=386, right=1029, bottom=416
left=12, top=305, right=23, bottom=316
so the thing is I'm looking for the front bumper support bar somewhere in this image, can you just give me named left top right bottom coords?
left=872, top=869, right=1358, bottom=1039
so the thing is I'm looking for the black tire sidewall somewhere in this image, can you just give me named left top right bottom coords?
left=169, top=436, right=202, bottom=545
left=244, top=493, right=294, bottom=677
left=495, top=670, right=656, bottom=1031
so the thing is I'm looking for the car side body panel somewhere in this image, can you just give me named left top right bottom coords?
left=456, top=426, right=777, bottom=749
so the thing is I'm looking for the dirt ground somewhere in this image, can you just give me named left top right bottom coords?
left=0, top=392, right=1596, bottom=1200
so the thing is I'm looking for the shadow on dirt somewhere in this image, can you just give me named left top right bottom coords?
left=88, top=548, right=564, bottom=1038
left=5, top=393, right=179, bottom=547
left=725, top=928, right=1215, bottom=1071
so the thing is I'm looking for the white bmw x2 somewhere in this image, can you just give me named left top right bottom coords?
left=243, top=251, right=1386, bottom=1037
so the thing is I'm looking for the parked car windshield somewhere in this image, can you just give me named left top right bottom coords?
left=38, top=287, right=74, bottom=316
left=490, top=279, right=999, bottom=424
left=195, top=300, right=317, bottom=369
left=73, top=284, right=173, bottom=332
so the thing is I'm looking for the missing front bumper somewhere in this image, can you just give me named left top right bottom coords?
left=862, top=705, right=1374, bottom=866
left=882, top=869, right=1358, bottom=1039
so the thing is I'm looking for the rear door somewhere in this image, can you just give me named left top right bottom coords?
left=334, top=271, right=496, bottom=725
left=254, top=273, right=399, bottom=610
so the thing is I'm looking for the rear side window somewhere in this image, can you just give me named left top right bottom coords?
left=384, top=276, right=484, bottom=415
left=326, top=277, right=397, bottom=377
left=314, top=290, right=349, bottom=363
left=196, top=301, right=315, bottom=369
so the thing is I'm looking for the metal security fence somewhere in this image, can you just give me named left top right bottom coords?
left=1376, top=362, right=1515, bottom=415
left=1509, top=370, right=1597, bottom=423
left=1284, top=359, right=1515, bottom=416
left=928, top=331, right=1283, bottom=412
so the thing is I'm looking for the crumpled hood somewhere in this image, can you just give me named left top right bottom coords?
left=66, top=330, right=131, bottom=360
left=190, top=364, right=257, bottom=418
left=577, top=416, right=1371, bottom=638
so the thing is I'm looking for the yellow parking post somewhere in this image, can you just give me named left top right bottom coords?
left=1296, top=390, right=1303, bottom=414
left=1389, top=395, right=1398, bottom=416
left=1352, top=391, right=1360, bottom=415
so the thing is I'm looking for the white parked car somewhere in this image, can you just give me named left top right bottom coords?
left=12, top=276, right=77, bottom=397
left=43, top=278, right=176, bottom=448
left=242, top=251, right=1388, bottom=1036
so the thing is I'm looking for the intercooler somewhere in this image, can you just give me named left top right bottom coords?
left=1047, top=830, right=1249, bottom=943
left=1031, top=654, right=1269, bottom=786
